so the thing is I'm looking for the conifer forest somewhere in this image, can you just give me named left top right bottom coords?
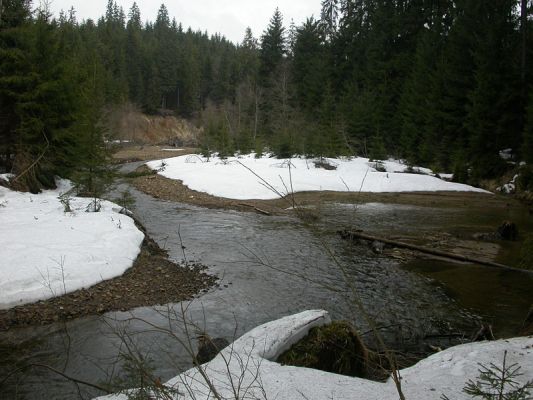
left=1, top=0, right=533, bottom=189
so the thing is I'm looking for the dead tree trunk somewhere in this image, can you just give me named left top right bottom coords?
left=338, top=229, right=528, bottom=273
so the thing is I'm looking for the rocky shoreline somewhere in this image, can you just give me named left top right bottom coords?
left=0, top=227, right=217, bottom=331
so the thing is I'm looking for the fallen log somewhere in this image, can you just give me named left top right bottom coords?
left=338, top=229, right=529, bottom=273
left=237, top=203, right=272, bottom=216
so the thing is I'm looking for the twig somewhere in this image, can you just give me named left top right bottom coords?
left=177, top=225, right=188, bottom=266
left=12, top=129, right=50, bottom=184
left=0, top=363, right=112, bottom=394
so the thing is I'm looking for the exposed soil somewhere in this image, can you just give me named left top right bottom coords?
left=106, top=104, right=201, bottom=145
left=112, top=145, right=196, bottom=163
left=0, top=226, right=217, bottom=331
left=132, top=166, right=290, bottom=215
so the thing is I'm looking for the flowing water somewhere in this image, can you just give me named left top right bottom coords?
left=1, top=169, right=532, bottom=399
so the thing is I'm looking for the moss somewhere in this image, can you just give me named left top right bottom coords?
left=277, top=321, right=369, bottom=378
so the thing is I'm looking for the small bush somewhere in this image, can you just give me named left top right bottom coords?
left=58, top=192, right=72, bottom=213
left=115, top=190, right=135, bottom=214
left=277, top=321, right=369, bottom=378
left=442, top=350, right=533, bottom=400
left=86, top=198, right=101, bottom=212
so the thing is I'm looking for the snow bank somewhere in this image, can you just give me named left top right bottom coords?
left=95, top=310, right=532, bottom=400
left=146, top=154, right=489, bottom=200
left=0, top=182, right=144, bottom=309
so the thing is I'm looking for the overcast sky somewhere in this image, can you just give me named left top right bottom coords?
left=47, top=0, right=322, bottom=44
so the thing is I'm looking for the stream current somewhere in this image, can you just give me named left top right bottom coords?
left=1, top=165, right=532, bottom=399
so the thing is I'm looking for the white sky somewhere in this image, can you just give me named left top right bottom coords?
left=47, top=0, right=322, bottom=44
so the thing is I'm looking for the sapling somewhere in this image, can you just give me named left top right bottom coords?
left=115, top=189, right=135, bottom=215
left=442, top=350, right=533, bottom=400
left=86, top=198, right=101, bottom=212
left=157, top=160, right=168, bottom=172
left=58, top=192, right=72, bottom=213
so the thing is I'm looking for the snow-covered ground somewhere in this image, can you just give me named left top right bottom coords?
left=146, top=154, right=489, bottom=200
left=96, top=310, right=532, bottom=400
left=0, top=180, right=144, bottom=309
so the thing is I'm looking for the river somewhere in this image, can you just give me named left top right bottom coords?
left=1, top=170, right=532, bottom=399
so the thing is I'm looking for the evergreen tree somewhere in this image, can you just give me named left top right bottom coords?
left=522, top=88, right=533, bottom=164
left=259, top=8, right=285, bottom=86
left=125, top=2, right=144, bottom=105
left=2, top=7, right=82, bottom=190
left=292, top=18, right=327, bottom=113
left=465, top=0, right=520, bottom=180
left=320, top=0, right=339, bottom=40
left=0, top=0, right=33, bottom=173
left=72, top=57, right=111, bottom=201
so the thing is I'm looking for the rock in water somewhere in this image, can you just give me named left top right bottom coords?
left=371, top=240, right=385, bottom=254
left=497, top=221, right=518, bottom=240
left=196, top=335, right=230, bottom=364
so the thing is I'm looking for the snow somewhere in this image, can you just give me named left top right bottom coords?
left=0, top=173, right=14, bottom=182
left=161, top=148, right=185, bottom=152
left=146, top=154, right=489, bottom=200
left=499, top=148, right=514, bottom=160
left=439, top=173, right=454, bottom=180
left=95, top=310, right=533, bottom=400
left=0, top=182, right=144, bottom=309
left=497, top=174, right=519, bottom=194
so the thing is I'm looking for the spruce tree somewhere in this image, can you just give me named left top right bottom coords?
left=259, top=8, right=286, bottom=86
left=9, top=7, right=82, bottom=190
left=523, top=89, right=533, bottom=164
left=125, top=2, right=144, bottom=106
left=465, top=0, right=520, bottom=180
left=259, top=8, right=287, bottom=139
left=292, top=18, right=327, bottom=113
left=0, top=0, right=33, bottom=173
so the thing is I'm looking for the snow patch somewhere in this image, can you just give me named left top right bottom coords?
left=497, top=174, right=520, bottom=194
left=0, top=173, right=14, bottom=182
left=146, top=154, right=489, bottom=200
left=499, top=148, right=514, bottom=160
left=0, top=183, right=144, bottom=309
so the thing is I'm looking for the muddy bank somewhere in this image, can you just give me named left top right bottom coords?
left=132, top=166, right=289, bottom=215
left=112, top=145, right=196, bottom=163
left=0, top=230, right=217, bottom=331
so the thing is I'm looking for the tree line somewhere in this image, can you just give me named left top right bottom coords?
left=1, top=0, right=532, bottom=192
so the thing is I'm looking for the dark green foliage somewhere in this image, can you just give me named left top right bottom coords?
left=259, top=8, right=285, bottom=86
left=369, top=134, right=387, bottom=161
left=523, top=89, right=533, bottom=164
left=1, top=0, right=532, bottom=186
left=1, top=7, right=83, bottom=190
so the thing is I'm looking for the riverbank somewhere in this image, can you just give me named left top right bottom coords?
left=131, top=164, right=507, bottom=213
left=129, top=162, right=533, bottom=275
left=95, top=310, right=533, bottom=400
left=111, top=145, right=195, bottom=163
left=0, top=229, right=216, bottom=331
